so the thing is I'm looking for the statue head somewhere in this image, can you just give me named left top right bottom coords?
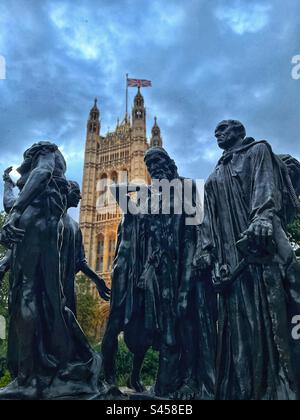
left=17, top=142, right=66, bottom=179
left=215, top=120, right=246, bottom=151
left=144, top=147, right=179, bottom=181
left=67, top=181, right=81, bottom=208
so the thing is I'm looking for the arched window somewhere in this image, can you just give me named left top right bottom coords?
left=110, top=171, right=118, bottom=184
left=96, top=235, right=104, bottom=272
left=120, top=168, right=128, bottom=183
left=97, top=173, right=108, bottom=208
left=107, top=236, right=116, bottom=271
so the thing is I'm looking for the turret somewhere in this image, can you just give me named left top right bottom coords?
left=150, top=117, right=163, bottom=147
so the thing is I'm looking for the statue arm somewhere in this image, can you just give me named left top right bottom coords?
left=78, top=262, right=110, bottom=302
left=75, top=229, right=110, bottom=301
left=192, top=196, right=215, bottom=273
left=0, top=152, right=56, bottom=248
left=249, top=143, right=277, bottom=223
left=243, top=143, right=276, bottom=243
left=111, top=182, right=150, bottom=212
left=3, top=167, right=16, bottom=214
left=3, top=182, right=16, bottom=214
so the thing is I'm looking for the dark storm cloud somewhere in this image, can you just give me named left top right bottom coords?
left=0, top=0, right=299, bottom=216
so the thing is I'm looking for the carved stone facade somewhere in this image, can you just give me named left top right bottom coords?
left=80, top=88, right=162, bottom=287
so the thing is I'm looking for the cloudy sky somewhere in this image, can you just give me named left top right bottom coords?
left=0, top=0, right=299, bottom=219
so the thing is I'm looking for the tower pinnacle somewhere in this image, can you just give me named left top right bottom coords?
left=87, top=98, right=100, bottom=135
left=132, top=87, right=146, bottom=140
left=150, top=116, right=162, bottom=147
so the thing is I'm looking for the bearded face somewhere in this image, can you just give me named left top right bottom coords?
left=145, top=153, right=176, bottom=181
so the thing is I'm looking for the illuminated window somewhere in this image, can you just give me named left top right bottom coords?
left=96, top=236, right=104, bottom=272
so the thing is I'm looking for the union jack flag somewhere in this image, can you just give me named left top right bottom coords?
left=127, top=78, right=152, bottom=88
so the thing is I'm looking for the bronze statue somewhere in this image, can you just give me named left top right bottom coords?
left=1, top=126, right=299, bottom=401
left=1, top=173, right=110, bottom=318
left=102, top=147, right=216, bottom=399
left=0, top=142, right=105, bottom=400
left=60, top=180, right=110, bottom=316
left=194, top=120, right=300, bottom=400
left=102, top=148, right=186, bottom=398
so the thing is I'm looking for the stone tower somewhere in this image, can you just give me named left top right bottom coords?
left=80, top=99, right=100, bottom=262
left=131, top=87, right=148, bottom=182
left=80, top=89, right=162, bottom=286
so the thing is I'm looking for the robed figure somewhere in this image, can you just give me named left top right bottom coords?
left=60, top=181, right=110, bottom=316
left=102, top=148, right=186, bottom=397
left=194, top=120, right=300, bottom=400
left=102, top=147, right=216, bottom=399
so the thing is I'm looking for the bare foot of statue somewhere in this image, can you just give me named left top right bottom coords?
left=173, top=383, right=197, bottom=400
left=103, top=363, right=117, bottom=387
left=127, top=376, right=146, bottom=393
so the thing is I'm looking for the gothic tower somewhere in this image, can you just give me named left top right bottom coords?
left=80, top=99, right=101, bottom=261
left=80, top=89, right=163, bottom=290
left=131, top=87, right=149, bottom=182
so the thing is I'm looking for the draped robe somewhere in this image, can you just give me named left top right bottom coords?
left=201, top=138, right=300, bottom=400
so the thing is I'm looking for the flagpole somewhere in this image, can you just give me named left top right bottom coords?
left=125, top=73, right=128, bottom=121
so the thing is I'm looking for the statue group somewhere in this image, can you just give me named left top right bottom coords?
left=0, top=120, right=300, bottom=400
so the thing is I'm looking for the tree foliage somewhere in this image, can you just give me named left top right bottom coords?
left=0, top=370, right=11, bottom=388
left=114, top=338, right=158, bottom=387
left=288, top=216, right=300, bottom=255
left=99, top=302, right=110, bottom=338
left=75, top=275, right=102, bottom=344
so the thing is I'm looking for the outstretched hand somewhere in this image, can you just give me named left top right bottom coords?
left=96, top=278, right=111, bottom=302
left=3, top=166, right=15, bottom=186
